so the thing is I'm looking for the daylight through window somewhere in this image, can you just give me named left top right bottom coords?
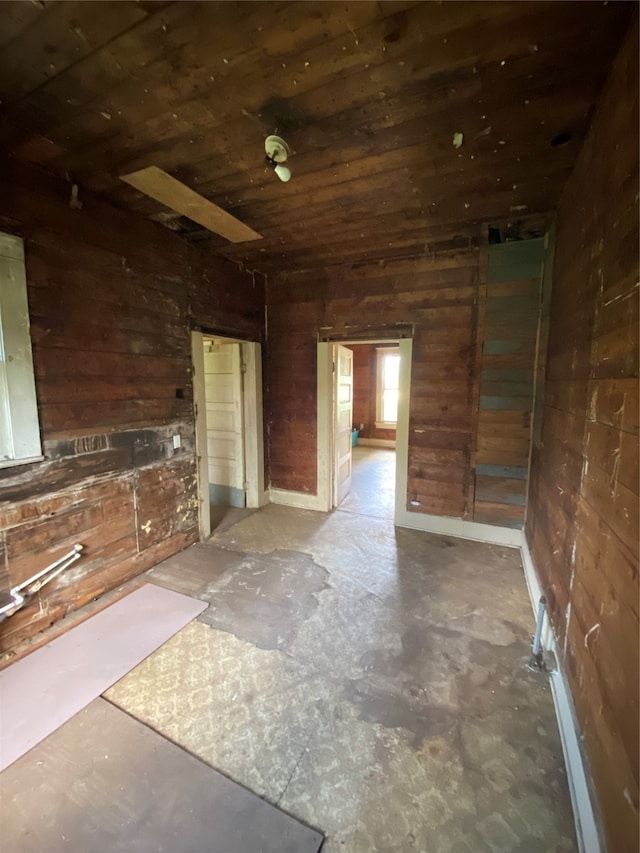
left=376, top=348, right=400, bottom=427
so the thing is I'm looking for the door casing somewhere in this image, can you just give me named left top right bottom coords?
left=192, top=331, right=267, bottom=539
left=333, top=344, right=354, bottom=507
left=317, top=337, right=412, bottom=520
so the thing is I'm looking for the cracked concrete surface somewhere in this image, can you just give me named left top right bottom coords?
left=106, top=490, right=577, bottom=852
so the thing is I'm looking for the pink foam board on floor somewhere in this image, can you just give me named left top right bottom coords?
left=0, top=583, right=207, bottom=771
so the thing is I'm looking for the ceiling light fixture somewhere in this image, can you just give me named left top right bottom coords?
left=265, top=135, right=291, bottom=182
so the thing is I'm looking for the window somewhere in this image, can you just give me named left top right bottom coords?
left=375, top=347, right=400, bottom=427
left=0, top=232, right=42, bottom=467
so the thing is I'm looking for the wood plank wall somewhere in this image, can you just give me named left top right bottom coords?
left=267, top=235, right=546, bottom=521
left=0, top=159, right=264, bottom=655
left=267, top=238, right=482, bottom=516
left=349, top=344, right=396, bottom=442
left=474, top=239, right=545, bottom=528
left=525, top=22, right=639, bottom=853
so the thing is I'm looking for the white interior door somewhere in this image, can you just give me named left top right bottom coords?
left=334, top=345, right=353, bottom=506
left=203, top=340, right=245, bottom=508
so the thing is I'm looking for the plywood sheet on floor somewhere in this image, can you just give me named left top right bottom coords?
left=0, top=698, right=323, bottom=853
left=0, top=584, right=206, bottom=770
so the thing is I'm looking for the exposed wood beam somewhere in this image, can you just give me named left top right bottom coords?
left=120, top=166, right=262, bottom=244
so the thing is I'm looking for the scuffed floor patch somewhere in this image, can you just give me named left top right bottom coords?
left=198, top=548, right=330, bottom=651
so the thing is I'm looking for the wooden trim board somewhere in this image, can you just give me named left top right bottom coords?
left=520, top=535, right=604, bottom=853
left=393, top=338, right=412, bottom=522
left=316, top=342, right=334, bottom=512
left=316, top=339, right=411, bottom=519
left=357, top=438, right=397, bottom=449
left=240, top=341, right=268, bottom=509
left=191, top=331, right=211, bottom=539
left=394, top=508, right=523, bottom=547
left=269, top=488, right=328, bottom=512
left=121, top=166, right=262, bottom=243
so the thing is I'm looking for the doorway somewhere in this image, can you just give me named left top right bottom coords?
left=339, top=446, right=396, bottom=520
left=316, top=338, right=412, bottom=522
left=191, top=332, right=266, bottom=539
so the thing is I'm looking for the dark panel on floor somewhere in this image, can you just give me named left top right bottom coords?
left=0, top=697, right=323, bottom=853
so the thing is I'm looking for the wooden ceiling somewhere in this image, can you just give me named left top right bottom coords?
left=0, top=1, right=633, bottom=272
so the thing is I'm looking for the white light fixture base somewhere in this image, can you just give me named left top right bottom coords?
left=265, top=135, right=289, bottom=163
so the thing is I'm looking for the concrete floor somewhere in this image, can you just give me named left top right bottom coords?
left=106, top=452, right=577, bottom=853
left=339, top=446, right=396, bottom=520
left=209, top=504, right=257, bottom=534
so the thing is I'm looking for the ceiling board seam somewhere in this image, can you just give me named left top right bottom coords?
left=3, top=2, right=175, bottom=112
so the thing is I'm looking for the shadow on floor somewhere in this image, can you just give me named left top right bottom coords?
left=210, top=505, right=257, bottom=535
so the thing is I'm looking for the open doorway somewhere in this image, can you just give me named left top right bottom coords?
left=191, top=332, right=266, bottom=538
left=340, top=343, right=400, bottom=520
left=317, top=338, right=412, bottom=523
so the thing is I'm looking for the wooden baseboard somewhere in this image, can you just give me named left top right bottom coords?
left=356, top=438, right=396, bottom=449
left=520, top=535, right=604, bottom=853
left=268, top=488, right=327, bottom=511
left=395, top=507, right=523, bottom=547
left=248, top=489, right=270, bottom=509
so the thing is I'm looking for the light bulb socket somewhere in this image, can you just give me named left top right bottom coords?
left=264, top=135, right=291, bottom=180
left=265, top=155, right=291, bottom=182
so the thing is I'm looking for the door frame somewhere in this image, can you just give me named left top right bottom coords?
left=192, top=331, right=267, bottom=539
left=316, top=337, right=412, bottom=521
left=332, top=344, right=354, bottom=507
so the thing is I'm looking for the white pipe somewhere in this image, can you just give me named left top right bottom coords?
left=12, top=544, right=83, bottom=594
left=532, top=594, right=547, bottom=657
left=0, top=545, right=83, bottom=621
